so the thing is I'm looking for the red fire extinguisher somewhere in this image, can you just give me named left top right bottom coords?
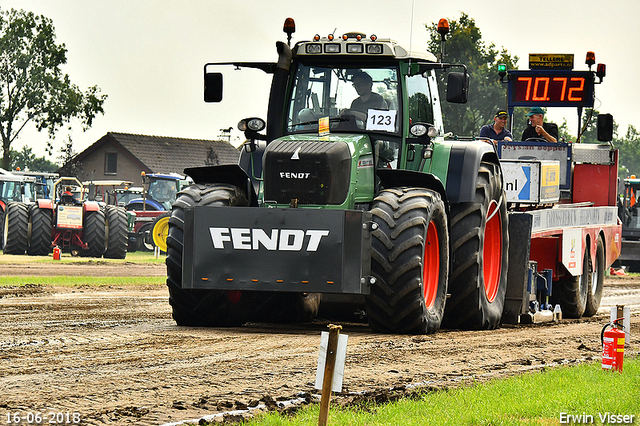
left=53, top=246, right=61, bottom=261
left=601, top=318, right=625, bottom=372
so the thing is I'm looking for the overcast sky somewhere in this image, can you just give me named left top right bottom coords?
left=3, top=0, right=640, bottom=160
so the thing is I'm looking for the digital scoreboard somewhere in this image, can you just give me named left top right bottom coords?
left=507, top=70, right=595, bottom=108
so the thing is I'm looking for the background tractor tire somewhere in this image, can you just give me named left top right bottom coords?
left=584, top=237, right=605, bottom=317
left=3, top=202, right=29, bottom=255
left=151, top=212, right=171, bottom=253
left=137, top=223, right=155, bottom=252
left=365, top=187, right=449, bottom=334
left=553, top=244, right=589, bottom=318
left=166, top=184, right=253, bottom=326
left=82, top=210, right=106, bottom=258
left=0, top=206, right=5, bottom=250
left=27, top=204, right=53, bottom=256
left=444, top=161, right=509, bottom=330
left=104, top=205, right=128, bottom=259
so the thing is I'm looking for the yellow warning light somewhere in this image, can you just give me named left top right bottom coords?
left=342, top=34, right=348, bottom=40
left=437, top=18, right=450, bottom=36
left=370, top=34, right=377, bottom=41
left=201, top=277, right=209, bottom=281
left=226, top=278, right=234, bottom=282
left=313, top=34, right=320, bottom=41
left=283, top=17, right=296, bottom=35
left=586, top=51, right=596, bottom=66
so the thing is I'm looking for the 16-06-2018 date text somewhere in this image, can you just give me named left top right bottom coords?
left=5, top=412, right=81, bottom=424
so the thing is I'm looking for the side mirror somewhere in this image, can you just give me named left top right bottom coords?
left=597, top=113, right=614, bottom=142
left=446, top=72, right=469, bottom=104
left=204, top=72, right=223, bottom=103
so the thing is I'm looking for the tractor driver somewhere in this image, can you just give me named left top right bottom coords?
left=61, top=186, right=80, bottom=205
left=341, top=71, right=388, bottom=121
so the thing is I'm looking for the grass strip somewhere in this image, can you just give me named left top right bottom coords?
left=241, top=358, right=639, bottom=426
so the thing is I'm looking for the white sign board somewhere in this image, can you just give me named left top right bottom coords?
left=561, top=228, right=583, bottom=276
left=315, top=331, right=348, bottom=393
left=366, top=109, right=396, bottom=132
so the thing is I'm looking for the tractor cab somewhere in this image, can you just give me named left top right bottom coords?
left=125, top=172, right=191, bottom=212
left=620, top=177, right=640, bottom=237
left=204, top=20, right=469, bottom=209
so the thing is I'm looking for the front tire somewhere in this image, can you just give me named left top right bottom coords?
left=365, top=187, right=449, bottom=334
left=3, top=202, right=29, bottom=255
left=104, top=206, right=128, bottom=259
left=82, top=210, right=106, bottom=258
left=167, top=184, right=253, bottom=326
left=444, top=162, right=509, bottom=330
left=552, top=239, right=590, bottom=318
left=27, top=204, right=53, bottom=256
left=584, top=237, right=605, bottom=317
left=151, top=212, right=171, bottom=253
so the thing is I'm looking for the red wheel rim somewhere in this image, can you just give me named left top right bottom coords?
left=423, top=220, right=440, bottom=309
left=483, top=200, right=502, bottom=302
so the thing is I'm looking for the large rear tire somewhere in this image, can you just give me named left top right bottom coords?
left=365, top=187, right=449, bottom=334
left=553, top=243, right=589, bottom=318
left=3, top=202, right=29, bottom=255
left=167, top=184, right=253, bottom=326
left=584, top=237, right=605, bottom=316
left=444, top=162, right=509, bottom=330
left=82, top=210, right=106, bottom=258
left=27, top=204, right=53, bottom=256
left=104, top=205, right=128, bottom=259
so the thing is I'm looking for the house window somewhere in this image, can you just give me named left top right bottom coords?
left=105, top=152, right=117, bottom=174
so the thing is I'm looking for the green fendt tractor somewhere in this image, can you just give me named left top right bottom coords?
left=166, top=18, right=508, bottom=334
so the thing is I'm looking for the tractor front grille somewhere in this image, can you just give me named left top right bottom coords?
left=263, top=139, right=351, bottom=205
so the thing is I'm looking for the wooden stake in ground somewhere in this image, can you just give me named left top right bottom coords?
left=318, top=324, right=341, bottom=426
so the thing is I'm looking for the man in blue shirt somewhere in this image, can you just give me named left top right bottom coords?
left=479, top=110, right=513, bottom=144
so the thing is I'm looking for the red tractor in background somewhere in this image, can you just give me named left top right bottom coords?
left=24, top=177, right=128, bottom=258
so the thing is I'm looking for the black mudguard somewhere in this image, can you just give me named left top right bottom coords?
left=183, top=164, right=259, bottom=207
left=445, top=142, right=500, bottom=204
left=377, top=168, right=448, bottom=213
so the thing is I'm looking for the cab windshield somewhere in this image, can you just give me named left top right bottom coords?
left=286, top=64, right=400, bottom=134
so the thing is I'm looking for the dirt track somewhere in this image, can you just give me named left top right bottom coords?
left=0, top=261, right=638, bottom=425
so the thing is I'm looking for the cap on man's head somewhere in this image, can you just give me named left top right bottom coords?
left=495, top=110, right=508, bottom=118
left=526, top=106, right=545, bottom=116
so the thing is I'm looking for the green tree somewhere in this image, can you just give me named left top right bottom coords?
left=616, top=125, right=640, bottom=177
left=57, top=135, right=82, bottom=177
left=426, top=13, right=520, bottom=136
left=6, top=145, right=59, bottom=172
left=0, top=8, right=107, bottom=169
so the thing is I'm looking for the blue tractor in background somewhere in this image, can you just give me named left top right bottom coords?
left=125, top=172, right=192, bottom=252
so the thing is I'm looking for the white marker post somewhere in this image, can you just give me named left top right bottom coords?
left=611, top=305, right=631, bottom=346
left=316, top=324, right=348, bottom=426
